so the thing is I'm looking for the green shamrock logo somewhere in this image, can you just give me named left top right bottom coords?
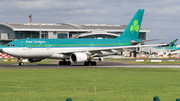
left=130, top=20, right=139, bottom=34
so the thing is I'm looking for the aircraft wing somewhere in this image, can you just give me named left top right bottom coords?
left=170, top=50, right=180, bottom=54
left=57, top=44, right=168, bottom=55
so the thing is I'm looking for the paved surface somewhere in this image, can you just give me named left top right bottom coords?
left=0, top=61, right=180, bottom=69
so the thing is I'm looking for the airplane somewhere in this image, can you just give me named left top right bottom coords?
left=2, top=9, right=166, bottom=66
left=163, top=39, right=180, bottom=57
left=152, top=39, right=180, bottom=57
left=155, top=39, right=178, bottom=49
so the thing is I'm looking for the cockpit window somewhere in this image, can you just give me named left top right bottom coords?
left=7, top=44, right=15, bottom=47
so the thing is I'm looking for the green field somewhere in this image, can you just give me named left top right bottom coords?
left=1, top=68, right=180, bottom=101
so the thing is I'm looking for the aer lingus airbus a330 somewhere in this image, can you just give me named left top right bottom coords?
left=2, top=9, right=165, bottom=66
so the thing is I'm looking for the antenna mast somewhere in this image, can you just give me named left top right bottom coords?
left=29, top=14, right=32, bottom=23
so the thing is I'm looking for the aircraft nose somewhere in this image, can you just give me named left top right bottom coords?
left=0, top=46, right=6, bottom=53
left=2, top=48, right=14, bottom=56
left=2, top=48, right=6, bottom=53
left=2, top=48, right=20, bottom=57
left=2, top=48, right=9, bottom=53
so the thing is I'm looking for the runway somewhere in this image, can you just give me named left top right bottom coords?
left=1, top=61, right=180, bottom=69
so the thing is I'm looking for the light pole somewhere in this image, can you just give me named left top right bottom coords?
left=39, top=24, right=41, bottom=39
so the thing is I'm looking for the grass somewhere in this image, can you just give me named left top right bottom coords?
left=0, top=68, right=180, bottom=101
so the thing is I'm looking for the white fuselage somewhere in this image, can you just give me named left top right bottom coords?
left=2, top=47, right=119, bottom=59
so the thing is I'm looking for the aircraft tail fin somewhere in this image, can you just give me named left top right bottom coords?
left=168, top=39, right=178, bottom=48
left=116, top=9, right=144, bottom=40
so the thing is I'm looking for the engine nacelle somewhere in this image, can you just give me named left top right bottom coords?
left=28, top=58, right=44, bottom=62
left=93, top=57, right=104, bottom=61
left=70, top=53, right=88, bottom=63
left=98, top=57, right=104, bottom=61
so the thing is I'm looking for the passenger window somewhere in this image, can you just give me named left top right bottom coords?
left=7, top=44, right=15, bottom=47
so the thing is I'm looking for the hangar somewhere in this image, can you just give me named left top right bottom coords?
left=0, top=23, right=149, bottom=45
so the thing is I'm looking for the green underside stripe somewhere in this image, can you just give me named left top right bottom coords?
left=27, top=43, right=131, bottom=47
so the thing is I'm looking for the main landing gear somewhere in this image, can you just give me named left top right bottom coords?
left=84, top=61, right=97, bottom=66
left=59, top=60, right=71, bottom=65
left=58, top=60, right=97, bottom=66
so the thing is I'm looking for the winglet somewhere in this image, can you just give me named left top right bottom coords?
left=116, top=9, right=144, bottom=40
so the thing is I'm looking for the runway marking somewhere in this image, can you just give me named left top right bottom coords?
left=96, top=65, right=180, bottom=68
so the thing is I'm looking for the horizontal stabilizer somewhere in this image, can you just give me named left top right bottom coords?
left=131, top=39, right=162, bottom=45
left=170, top=39, right=178, bottom=45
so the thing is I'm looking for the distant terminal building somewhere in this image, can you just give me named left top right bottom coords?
left=0, top=23, right=149, bottom=45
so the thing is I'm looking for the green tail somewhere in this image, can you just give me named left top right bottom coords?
left=168, top=39, right=178, bottom=48
left=117, top=9, right=144, bottom=40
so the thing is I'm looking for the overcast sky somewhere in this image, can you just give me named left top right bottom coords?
left=0, top=0, right=180, bottom=44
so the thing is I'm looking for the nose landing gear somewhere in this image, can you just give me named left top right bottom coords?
left=19, top=62, right=24, bottom=66
left=18, top=57, right=24, bottom=66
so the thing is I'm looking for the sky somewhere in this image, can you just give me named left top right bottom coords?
left=0, top=0, right=180, bottom=44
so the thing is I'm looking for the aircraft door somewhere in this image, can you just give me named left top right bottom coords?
left=118, top=40, right=123, bottom=46
left=21, top=42, right=27, bottom=50
left=46, top=41, right=51, bottom=50
left=91, top=42, right=94, bottom=47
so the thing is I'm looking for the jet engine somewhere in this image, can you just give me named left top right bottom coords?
left=28, top=58, right=44, bottom=62
left=98, top=57, right=104, bottom=61
left=70, top=53, right=88, bottom=63
left=93, top=57, right=104, bottom=61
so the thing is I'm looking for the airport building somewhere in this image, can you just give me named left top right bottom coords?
left=0, top=23, right=149, bottom=45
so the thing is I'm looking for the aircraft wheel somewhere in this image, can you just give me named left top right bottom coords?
left=67, top=61, right=71, bottom=65
left=59, top=61, right=63, bottom=65
left=84, top=61, right=89, bottom=66
left=19, top=62, right=24, bottom=66
left=91, top=61, right=96, bottom=66
left=84, top=61, right=87, bottom=65
left=92, top=61, right=97, bottom=66
left=63, top=61, right=67, bottom=65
